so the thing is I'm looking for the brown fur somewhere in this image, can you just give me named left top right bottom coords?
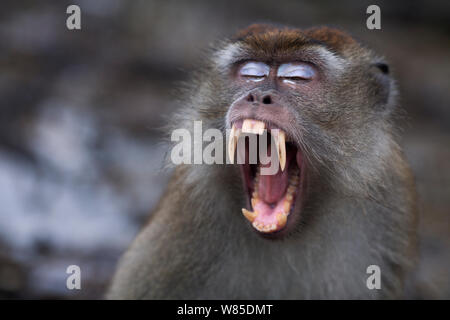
left=235, top=24, right=359, bottom=56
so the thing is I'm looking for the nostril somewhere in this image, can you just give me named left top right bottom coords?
left=246, top=94, right=255, bottom=102
left=262, top=95, right=272, bottom=104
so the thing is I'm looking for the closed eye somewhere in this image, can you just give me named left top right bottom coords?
left=277, top=63, right=316, bottom=81
left=239, top=61, right=270, bottom=79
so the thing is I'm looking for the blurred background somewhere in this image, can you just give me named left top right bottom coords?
left=0, top=0, right=448, bottom=299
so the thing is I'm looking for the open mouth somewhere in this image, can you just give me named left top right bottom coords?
left=228, top=119, right=305, bottom=235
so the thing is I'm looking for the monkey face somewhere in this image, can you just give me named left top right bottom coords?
left=226, top=87, right=309, bottom=237
left=206, top=24, right=393, bottom=238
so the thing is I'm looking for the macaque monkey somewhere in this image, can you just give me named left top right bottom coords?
left=108, top=24, right=417, bottom=299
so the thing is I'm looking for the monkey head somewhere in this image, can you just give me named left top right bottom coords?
left=183, top=24, right=396, bottom=239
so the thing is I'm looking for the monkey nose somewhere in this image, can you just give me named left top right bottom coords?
left=245, top=90, right=276, bottom=105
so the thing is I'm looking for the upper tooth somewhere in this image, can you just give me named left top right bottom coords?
left=228, top=124, right=239, bottom=164
left=230, top=121, right=286, bottom=171
left=242, top=119, right=266, bottom=135
left=273, top=130, right=286, bottom=171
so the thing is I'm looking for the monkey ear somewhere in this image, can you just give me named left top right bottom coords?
left=369, top=62, right=392, bottom=110
left=374, top=62, right=389, bottom=75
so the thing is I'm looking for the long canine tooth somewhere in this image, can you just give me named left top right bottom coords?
left=242, top=119, right=266, bottom=135
left=228, top=124, right=238, bottom=164
left=273, top=130, right=286, bottom=171
left=242, top=208, right=257, bottom=222
left=278, top=130, right=286, bottom=171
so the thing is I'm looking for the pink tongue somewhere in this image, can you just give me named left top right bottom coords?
left=258, top=168, right=289, bottom=203
left=258, top=147, right=292, bottom=204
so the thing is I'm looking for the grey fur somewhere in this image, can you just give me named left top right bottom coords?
left=107, top=26, right=417, bottom=299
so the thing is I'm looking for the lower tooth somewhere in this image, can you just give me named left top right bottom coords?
left=242, top=208, right=257, bottom=222
left=284, top=201, right=291, bottom=213
left=276, top=213, right=287, bottom=227
left=256, top=223, right=266, bottom=232
left=253, top=222, right=263, bottom=231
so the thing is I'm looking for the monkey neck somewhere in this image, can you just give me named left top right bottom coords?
left=157, top=158, right=415, bottom=298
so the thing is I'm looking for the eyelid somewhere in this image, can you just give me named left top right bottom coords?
left=277, top=63, right=315, bottom=79
left=239, top=61, right=270, bottom=77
